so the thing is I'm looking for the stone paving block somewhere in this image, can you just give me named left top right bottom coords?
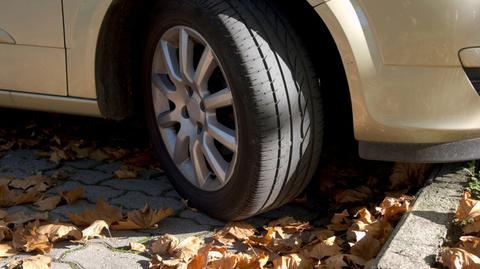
left=141, top=169, right=165, bottom=180
left=164, top=189, right=182, bottom=199
left=179, top=210, right=225, bottom=227
left=50, top=200, right=95, bottom=221
left=65, top=159, right=102, bottom=170
left=94, top=162, right=123, bottom=174
left=47, top=181, right=123, bottom=204
left=92, top=230, right=152, bottom=248
left=62, top=243, right=150, bottom=269
left=48, top=242, right=84, bottom=260
left=110, top=191, right=184, bottom=212
left=51, top=262, right=73, bottom=269
left=0, top=150, right=57, bottom=173
left=0, top=254, right=31, bottom=268
left=69, top=169, right=112, bottom=185
left=101, top=178, right=172, bottom=196
left=143, top=217, right=212, bottom=240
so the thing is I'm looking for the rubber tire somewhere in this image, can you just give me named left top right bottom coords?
left=141, top=0, right=323, bottom=220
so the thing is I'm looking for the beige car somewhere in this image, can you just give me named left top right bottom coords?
left=1, top=0, right=479, bottom=220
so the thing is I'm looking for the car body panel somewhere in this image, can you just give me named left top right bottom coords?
left=314, top=0, right=480, bottom=144
left=0, top=0, right=67, bottom=95
left=63, top=0, right=112, bottom=98
left=1, top=0, right=480, bottom=156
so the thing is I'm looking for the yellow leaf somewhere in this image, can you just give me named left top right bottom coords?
left=111, top=206, right=173, bottom=230
left=34, top=195, right=62, bottom=211
left=59, top=186, right=84, bottom=204
left=440, top=247, right=480, bottom=269
left=37, top=223, right=82, bottom=242
left=7, top=254, right=52, bottom=269
left=82, top=220, right=110, bottom=240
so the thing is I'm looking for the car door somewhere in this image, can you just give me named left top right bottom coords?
left=0, top=0, right=67, bottom=96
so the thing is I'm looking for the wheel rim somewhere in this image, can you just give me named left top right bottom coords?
left=151, top=26, right=238, bottom=191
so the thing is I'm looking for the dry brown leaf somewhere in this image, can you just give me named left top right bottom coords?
left=0, top=221, right=11, bottom=242
left=378, top=195, right=413, bottom=222
left=460, top=236, right=480, bottom=257
left=37, top=223, right=82, bottom=242
left=151, top=234, right=180, bottom=255
left=213, top=222, right=256, bottom=245
left=389, top=162, right=430, bottom=188
left=12, top=223, right=52, bottom=254
left=464, top=221, right=480, bottom=234
left=440, top=247, right=480, bottom=269
left=302, top=236, right=342, bottom=260
left=0, top=243, right=17, bottom=257
left=59, top=186, right=84, bottom=204
left=0, top=177, right=13, bottom=187
left=4, top=211, right=49, bottom=225
left=0, top=209, right=7, bottom=219
left=327, top=210, right=351, bottom=232
left=268, top=216, right=312, bottom=234
left=334, top=186, right=372, bottom=204
left=457, top=192, right=480, bottom=222
left=9, top=175, right=53, bottom=192
left=34, top=195, right=62, bottom=211
left=82, top=220, right=110, bottom=240
left=323, top=254, right=366, bottom=269
left=349, top=233, right=381, bottom=260
left=111, top=206, right=173, bottom=230
left=130, top=242, right=146, bottom=252
left=68, top=199, right=123, bottom=226
left=271, top=253, right=314, bottom=269
left=174, top=236, right=204, bottom=262
left=0, top=185, right=42, bottom=207
left=114, top=165, right=139, bottom=179
left=7, top=254, right=52, bottom=269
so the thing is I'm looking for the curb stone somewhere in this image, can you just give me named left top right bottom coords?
left=372, top=163, right=468, bottom=269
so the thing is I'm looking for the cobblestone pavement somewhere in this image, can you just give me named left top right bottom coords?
left=0, top=149, right=324, bottom=269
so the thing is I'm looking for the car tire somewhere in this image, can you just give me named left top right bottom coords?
left=141, top=0, right=323, bottom=220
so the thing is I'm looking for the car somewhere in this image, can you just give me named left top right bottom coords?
left=1, top=0, right=479, bottom=220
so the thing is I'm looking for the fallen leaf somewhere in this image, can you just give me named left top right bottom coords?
left=389, top=162, right=430, bottom=188
left=34, top=195, right=62, bottom=211
left=268, top=216, right=312, bottom=234
left=302, top=236, right=342, bottom=260
left=0, top=221, right=11, bottom=241
left=9, top=175, right=54, bottom=192
left=213, top=222, right=257, bottom=245
left=460, top=236, right=480, bottom=257
left=111, top=206, right=173, bottom=230
left=334, top=186, right=372, bottom=204
left=130, top=242, right=146, bottom=252
left=37, top=223, right=82, bottom=242
left=82, top=220, right=110, bottom=240
left=12, top=222, right=52, bottom=254
left=68, top=199, right=123, bottom=226
left=7, top=254, right=52, bottom=269
left=271, top=253, right=314, bottom=269
left=323, top=254, right=366, bottom=269
left=327, top=210, right=351, bottom=232
left=0, top=243, right=17, bottom=257
left=151, top=234, right=180, bottom=256
left=114, top=165, right=139, bottom=179
left=350, top=233, right=381, bottom=260
left=59, top=186, right=84, bottom=204
left=0, top=185, right=42, bottom=207
left=440, top=247, right=480, bottom=269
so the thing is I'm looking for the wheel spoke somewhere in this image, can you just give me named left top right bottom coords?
left=206, top=121, right=237, bottom=152
left=179, top=28, right=195, bottom=85
left=203, top=88, right=233, bottom=110
left=172, top=127, right=190, bottom=165
left=191, top=136, right=209, bottom=187
left=201, top=133, right=228, bottom=184
left=152, top=73, right=184, bottom=103
left=157, top=111, right=178, bottom=128
left=160, top=40, right=182, bottom=84
left=194, top=47, right=217, bottom=90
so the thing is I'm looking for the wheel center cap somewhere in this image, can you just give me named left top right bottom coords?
left=186, top=93, right=205, bottom=124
